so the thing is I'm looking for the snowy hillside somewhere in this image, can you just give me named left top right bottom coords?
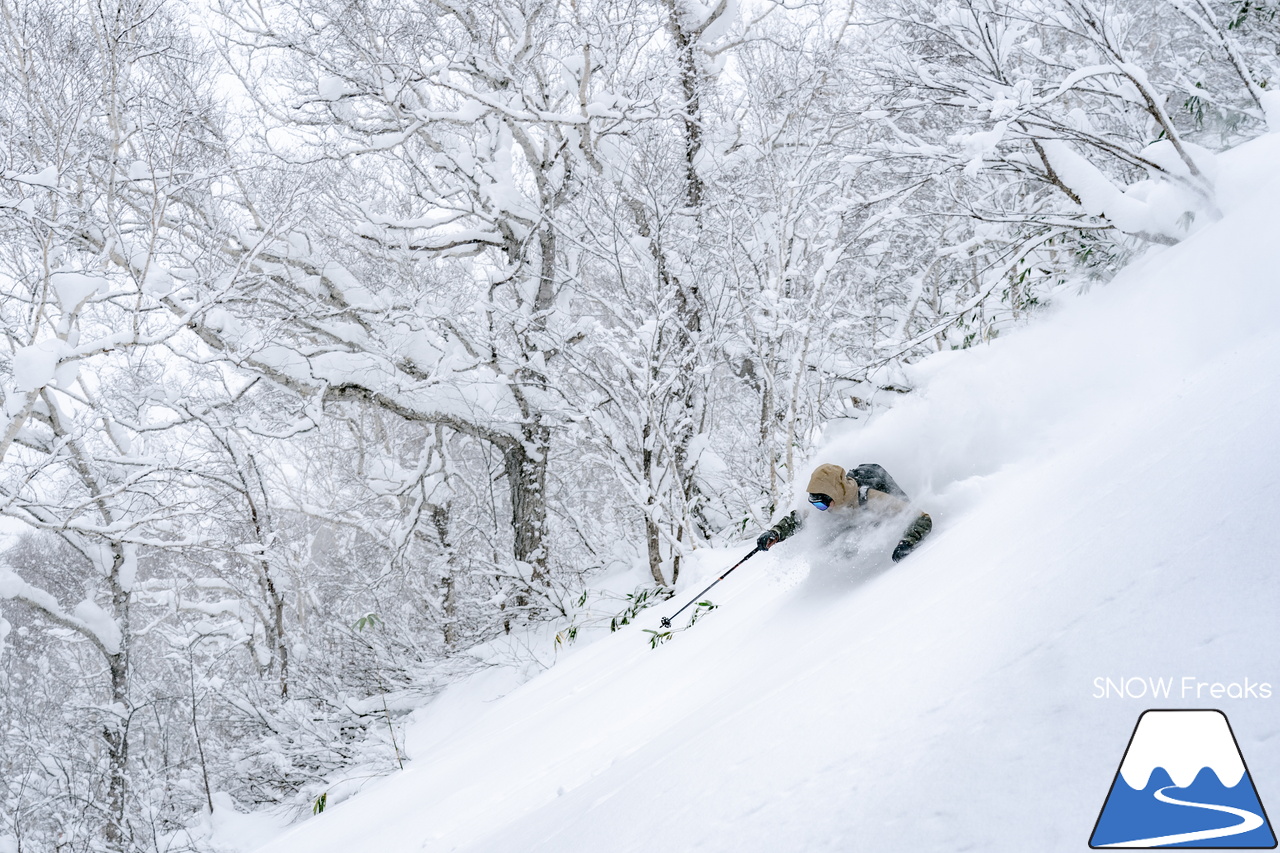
left=244, top=133, right=1280, bottom=853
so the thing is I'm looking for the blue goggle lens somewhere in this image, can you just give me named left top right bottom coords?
left=808, top=493, right=832, bottom=511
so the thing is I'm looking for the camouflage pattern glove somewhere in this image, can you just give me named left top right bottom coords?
left=892, top=512, right=933, bottom=562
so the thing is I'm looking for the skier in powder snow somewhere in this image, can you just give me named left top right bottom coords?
left=756, top=463, right=932, bottom=562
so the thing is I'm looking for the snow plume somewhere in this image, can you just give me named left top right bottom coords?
left=817, top=131, right=1280, bottom=519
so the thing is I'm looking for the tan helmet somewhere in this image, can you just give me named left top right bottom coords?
left=806, top=463, right=852, bottom=509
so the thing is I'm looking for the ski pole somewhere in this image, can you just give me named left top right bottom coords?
left=659, top=545, right=762, bottom=628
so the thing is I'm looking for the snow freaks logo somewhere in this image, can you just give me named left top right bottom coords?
left=1089, top=710, right=1277, bottom=848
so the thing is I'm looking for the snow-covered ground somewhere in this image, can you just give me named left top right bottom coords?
left=240, top=132, right=1280, bottom=853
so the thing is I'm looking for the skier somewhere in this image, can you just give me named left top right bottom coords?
left=756, top=463, right=932, bottom=562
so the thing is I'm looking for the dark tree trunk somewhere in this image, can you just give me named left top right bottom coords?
left=103, top=549, right=131, bottom=852
left=504, top=420, right=551, bottom=602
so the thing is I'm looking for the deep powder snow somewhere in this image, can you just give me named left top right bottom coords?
left=245, top=133, right=1280, bottom=853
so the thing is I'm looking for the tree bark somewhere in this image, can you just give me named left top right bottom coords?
left=103, top=547, right=131, bottom=853
left=503, top=421, right=551, bottom=603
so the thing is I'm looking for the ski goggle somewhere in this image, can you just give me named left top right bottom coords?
left=808, top=493, right=832, bottom=511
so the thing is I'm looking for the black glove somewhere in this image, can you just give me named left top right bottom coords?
left=891, top=539, right=914, bottom=562
left=757, top=530, right=780, bottom=551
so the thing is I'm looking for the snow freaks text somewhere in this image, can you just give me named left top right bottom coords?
left=1092, top=677, right=1274, bottom=700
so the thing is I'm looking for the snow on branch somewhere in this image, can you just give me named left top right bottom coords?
left=1036, top=139, right=1208, bottom=245
left=0, top=567, right=121, bottom=656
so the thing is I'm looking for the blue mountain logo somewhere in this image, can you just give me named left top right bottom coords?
left=1090, top=710, right=1276, bottom=848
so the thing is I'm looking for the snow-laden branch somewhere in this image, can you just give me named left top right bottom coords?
left=0, top=567, right=122, bottom=657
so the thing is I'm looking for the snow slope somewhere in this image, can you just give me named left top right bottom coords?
left=250, top=133, right=1280, bottom=853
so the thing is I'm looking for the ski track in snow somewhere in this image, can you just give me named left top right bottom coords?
left=1098, top=785, right=1264, bottom=848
